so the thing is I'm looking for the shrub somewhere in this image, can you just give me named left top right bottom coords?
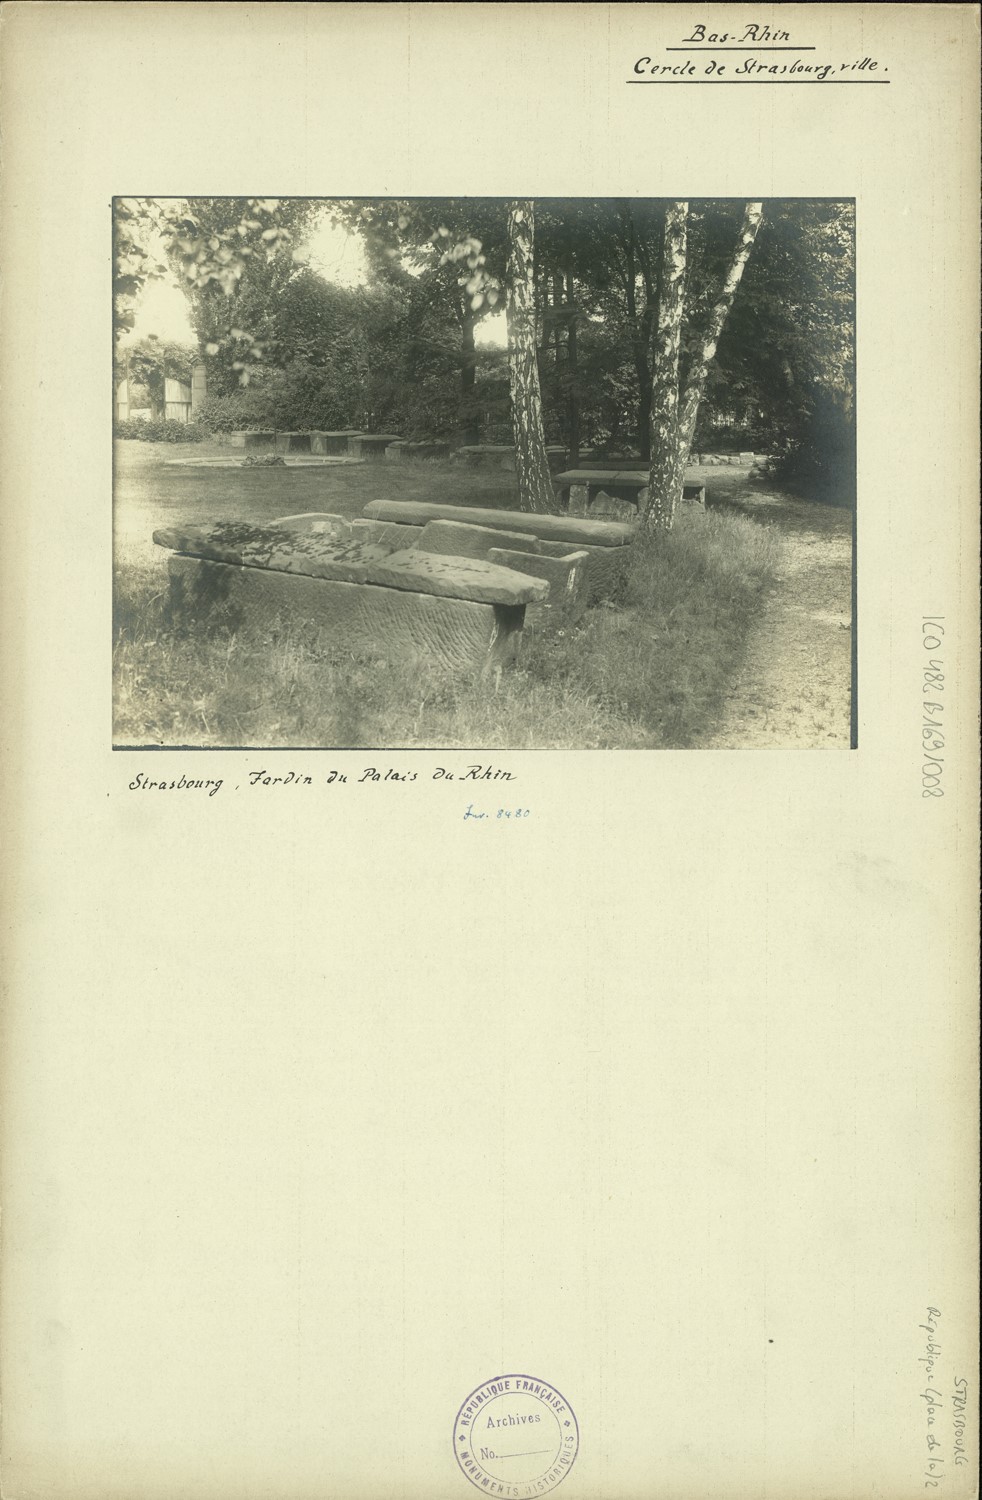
left=195, top=391, right=267, bottom=434
left=763, top=390, right=856, bottom=506
left=113, top=417, right=208, bottom=443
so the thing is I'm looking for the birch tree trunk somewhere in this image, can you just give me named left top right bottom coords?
left=645, top=201, right=688, bottom=530
left=678, top=201, right=764, bottom=452
left=505, top=200, right=556, bottom=514
left=645, top=200, right=764, bottom=532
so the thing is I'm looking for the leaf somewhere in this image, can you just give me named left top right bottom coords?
left=205, top=343, right=220, bottom=356
left=470, top=293, right=484, bottom=311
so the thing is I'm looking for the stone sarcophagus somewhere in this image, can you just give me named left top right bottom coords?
left=153, top=515, right=551, bottom=674
left=360, top=499, right=636, bottom=605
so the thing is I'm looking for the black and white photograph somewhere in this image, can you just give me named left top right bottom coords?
left=113, top=195, right=856, bottom=750
left=5, top=6, right=979, bottom=1500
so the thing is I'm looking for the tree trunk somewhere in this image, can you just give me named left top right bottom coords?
left=645, top=200, right=764, bottom=531
left=621, top=221, right=653, bottom=461
left=637, top=368, right=653, bottom=461
left=459, top=300, right=479, bottom=446
left=553, top=276, right=563, bottom=369
left=678, top=201, right=764, bottom=452
left=565, top=265, right=580, bottom=467
left=505, top=200, right=556, bottom=513
left=645, top=201, right=689, bottom=530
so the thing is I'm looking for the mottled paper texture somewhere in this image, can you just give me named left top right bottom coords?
left=1, top=5, right=978, bottom=1498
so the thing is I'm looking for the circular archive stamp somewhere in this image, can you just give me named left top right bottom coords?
left=453, top=1374, right=579, bottom=1496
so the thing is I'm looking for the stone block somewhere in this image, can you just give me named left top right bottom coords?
left=555, top=468, right=649, bottom=512
left=227, top=429, right=277, bottom=449
left=417, top=519, right=540, bottom=560
left=273, top=512, right=353, bottom=538
left=347, top=434, right=401, bottom=459
left=365, top=549, right=549, bottom=607
left=362, top=499, right=634, bottom=550
left=536, top=538, right=584, bottom=558
left=350, top=519, right=425, bottom=548
left=487, top=547, right=591, bottom=622
left=405, top=441, right=452, bottom=460
left=582, top=545, right=631, bottom=603
left=153, top=521, right=394, bottom=585
left=166, top=555, right=526, bottom=674
left=310, top=429, right=361, bottom=454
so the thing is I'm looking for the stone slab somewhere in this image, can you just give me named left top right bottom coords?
left=349, top=519, right=425, bottom=549
left=453, top=445, right=513, bottom=457
left=416, top=519, right=540, bottom=561
left=167, top=456, right=357, bottom=469
left=274, top=431, right=313, bottom=454
left=365, top=549, right=549, bottom=606
left=166, top=555, right=526, bottom=674
left=403, top=441, right=453, bottom=460
left=347, top=434, right=401, bottom=459
left=363, top=499, right=635, bottom=549
left=581, top=545, right=632, bottom=603
left=488, top=547, right=591, bottom=622
left=311, top=430, right=362, bottom=454
left=535, top=537, right=586, bottom=558
left=358, top=513, right=628, bottom=604
left=558, top=473, right=706, bottom=514
left=154, top=521, right=396, bottom=585
left=555, top=468, right=647, bottom=487
left=272, top=513, right=353, bottom=537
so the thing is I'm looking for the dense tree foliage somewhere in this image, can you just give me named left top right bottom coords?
left=115, top=197, right=855, bottom=509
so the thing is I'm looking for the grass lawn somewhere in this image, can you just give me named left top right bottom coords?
left=114, top=439, right=523, bottom=567
left=113, top=439, right=784, bottom=749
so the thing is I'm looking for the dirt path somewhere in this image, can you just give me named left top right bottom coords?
left=695, top=469, right=854, bottom=749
